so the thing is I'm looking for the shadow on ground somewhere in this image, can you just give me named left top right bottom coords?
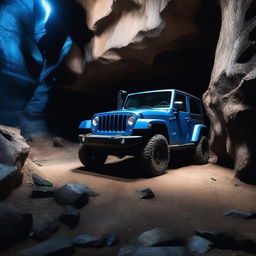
left=73, top=149, right=194, bottom=180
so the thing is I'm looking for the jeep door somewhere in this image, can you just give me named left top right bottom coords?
left=188, top=97, right=204, bottom=141
left=170, top=92, right=190, bottom=143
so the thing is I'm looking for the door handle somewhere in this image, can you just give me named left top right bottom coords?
left=185, top=117, right=192, bottom=122
left=170, top=117, right=176, bottom=120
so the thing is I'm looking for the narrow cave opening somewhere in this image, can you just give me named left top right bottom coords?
left=43, top=0, right=222, bottom=139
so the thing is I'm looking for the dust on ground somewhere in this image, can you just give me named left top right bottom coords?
left=3, top=135, right=256, bottom=256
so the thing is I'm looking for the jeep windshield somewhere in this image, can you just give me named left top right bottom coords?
left=124, top=91, right=172, bottom=109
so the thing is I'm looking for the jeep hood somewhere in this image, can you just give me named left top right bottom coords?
left=97, top=109, right=172, bottom=117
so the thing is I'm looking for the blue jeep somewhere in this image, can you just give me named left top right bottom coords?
left=78, top=89, right=209, bottom=176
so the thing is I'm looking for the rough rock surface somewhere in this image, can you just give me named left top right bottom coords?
left=0, top=125, right=30, bottom=170
left=59, top=205, right=80, bottom=227
left=31, top=218, right=60, bottom=241
left=119, top=228, right=186, bottom=256
left=188, top=235, right=213, bottom=254
left=72, top=234, right=102, bottom=248
left=196, top=229, right=239, bottom=250
left=30, top=186, right=56, bottom=198
left=0, top=164, right=19, bottom=198
left=0, top=204, right=33, bottom=251
left=203, top=0, right=256, bottom=183
left=130, top=246, right=191, bottom=256
left=137, top=228, right=185, bottom=247
left=54, top=183, right=89, bottom=208
left=32, top=173, right=53, bottom=187
left=101, top=234, right=119, bottom=247
left=0, top=125, right=30, bottom=197
left=18, top=237, right=75, bottom=256
left=224, top=209, right=256, bottom=219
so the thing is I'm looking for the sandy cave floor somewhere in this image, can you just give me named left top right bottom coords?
left=3, top=136, right=256, bottom=256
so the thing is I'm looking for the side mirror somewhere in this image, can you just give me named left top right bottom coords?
left=117, top=90, right=127, bottom=110
left=173, top=101, right=184, bottom=113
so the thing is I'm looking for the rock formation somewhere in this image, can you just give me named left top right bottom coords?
left=203, top=0, right=256, bottom=183
left=0, top=125, right=30, bottom=197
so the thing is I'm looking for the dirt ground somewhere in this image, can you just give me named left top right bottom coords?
left=3, top=135, right=256, bottom=256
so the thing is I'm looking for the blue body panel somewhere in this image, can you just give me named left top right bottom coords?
left=78, top=89, right=207, bottom=145
left=191, top=124, right=207, bottom=142
left=79, top=120, right=91, bottom=129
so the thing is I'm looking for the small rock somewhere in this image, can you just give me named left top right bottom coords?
left=31, top=186, right=56, bottom=198
left=0, top=204, right=33, bottom=250
left=73, top=234, right=102, bottom=248
left=211, top=177, right=216, bottom=181
left=18, top=237, right=75, bottom=256
left=118, top=242, right=140, bottom=256
left=224, top=209, right=256, bottom=219
left=32, top=174, right=53, bottom=187
left=59, top=206, right=80, bottom=227
left=188, top=235, right=213, bottom=254
left=54, top=183, right=90, bottom=208
left=137, top=228, right=185, bottom=247
left=196, top=229, right=239, bottom=250
left=136, top=188, right=155, bottom=199
left=31, top=218, right=60, bottom=241
left=131, top=246, right=190, bottom=256
left=101, top=234, right=118, bottom=247
left=52, top=137, right=65, bottom=147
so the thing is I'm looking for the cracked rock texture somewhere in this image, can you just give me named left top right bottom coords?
left=0, top=125, right=30, bottom=197
left=203, top=0, right=256, bottom=183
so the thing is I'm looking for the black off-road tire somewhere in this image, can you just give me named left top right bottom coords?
left=78, top=144, right=107, bottom=169
left=193, top=136, right=210, bottom=164
left=140, top=134, right=170, bottom=177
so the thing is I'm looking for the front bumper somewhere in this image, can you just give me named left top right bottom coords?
left=78, top=134, right=143, bottom=148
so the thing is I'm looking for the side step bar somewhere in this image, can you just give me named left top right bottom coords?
left=169, top=143, right=196, bottom=150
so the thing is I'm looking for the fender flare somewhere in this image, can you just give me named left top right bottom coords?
left=79, top=120, right=92, bottom=129
left=134, top=119, right=171, bottom=140
left=191, top=124, right=208, bottom=142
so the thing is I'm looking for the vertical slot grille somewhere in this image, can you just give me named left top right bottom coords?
left=98, top=115, right=127, bottom=132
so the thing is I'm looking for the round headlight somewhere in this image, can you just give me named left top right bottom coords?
left=92, top=116, right=99, bottom=126
left=127, top=115, right=135, bottom=126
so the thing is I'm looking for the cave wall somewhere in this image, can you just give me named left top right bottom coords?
left=203, top=0, right=256, bottom=183
left=0, top=0, right=220, bottom=138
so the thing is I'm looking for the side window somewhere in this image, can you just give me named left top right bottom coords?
left=190, top=98, right=201, bottom=115
left=175, top=93, right=187, bottom=112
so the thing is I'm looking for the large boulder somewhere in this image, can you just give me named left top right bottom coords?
left=0, top=125, right=30, bottom=197
left=0, top=204, right=33, bottom=251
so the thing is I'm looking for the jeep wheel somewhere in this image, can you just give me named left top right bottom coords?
left=193, top=136, right=210, bottom=164
left=78, top=144, right=107, bottom=169
left=140, top=134, right=170, bottom=177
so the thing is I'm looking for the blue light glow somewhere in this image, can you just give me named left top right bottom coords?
left=41, top=0, right=51, bottom=23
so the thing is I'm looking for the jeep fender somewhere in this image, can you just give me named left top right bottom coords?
left=134, top=119, right=170, bottom=140
left=79, top=120, right=92, bottom=129
left=191, top=124, right=208, bottom=142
